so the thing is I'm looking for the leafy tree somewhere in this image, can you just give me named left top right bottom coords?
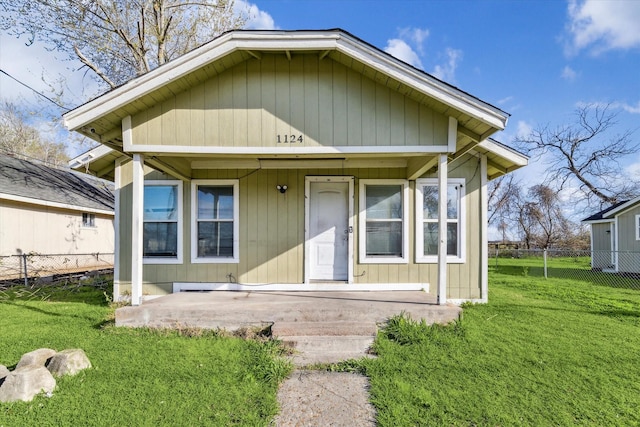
left=0, top=0, right=248, bottom=91
left=0, top=101, right=68, bottom=165
left=515, top=103, right=639, bottom=208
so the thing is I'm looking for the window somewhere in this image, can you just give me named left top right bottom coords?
left=636, top=215, right=640, bottom=241
left=416, top=178, right=465, bottom=263
left=358, top=179, right=409, bottom=264
left=191, top=180, right=239, bottom=263
left=143, top=181, right=183, bottom=264
left=82, top=213, right=95, bottom=227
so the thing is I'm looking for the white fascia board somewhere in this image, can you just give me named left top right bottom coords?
left=64, top=30, right=508, bottom=133
left=335, top=35, right=509, bottom=130
left=602, top=196, right=640, bottom=218
left=581, top=218, right=615, bottom=225
left=68, top=145, right=114, bottom=169
left=0, top=192, right=114, bottom=216
left=477, top=140, right=528, bottom=166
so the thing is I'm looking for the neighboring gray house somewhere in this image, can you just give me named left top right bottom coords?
left=582, top=197, right=640, bottom=274
left=0, top=155, right=115, bottom=258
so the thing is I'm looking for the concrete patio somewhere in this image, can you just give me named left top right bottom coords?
left=115, top=291, right=462, bottom=364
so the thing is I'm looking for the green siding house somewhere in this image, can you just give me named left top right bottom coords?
left=65, top=29, right=527, bottom=306
left=583, top=197, right=640, bottom=274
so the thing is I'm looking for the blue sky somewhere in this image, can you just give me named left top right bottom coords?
left=1, top=0, right=639, bottom=182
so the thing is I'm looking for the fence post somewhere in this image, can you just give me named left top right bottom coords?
left=543, top=249, right=548, bottom=279
left=22, top=253, right=29, bottom=287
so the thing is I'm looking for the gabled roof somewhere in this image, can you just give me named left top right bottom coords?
left=0, top=155, right=114, bottom=214
left=581, top=198, right=638, bottom=222
left=63, top=29, right=509, bottom=143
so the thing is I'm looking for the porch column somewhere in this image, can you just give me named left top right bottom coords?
left=480, top=155, right=488, bottom=302
left=131, top=153, right=144, bottom=306
left=437, top=153, right=448, bottom=305
left=113, top=158, right=123, bottom=302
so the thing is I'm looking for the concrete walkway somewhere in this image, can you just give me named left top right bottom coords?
left=274, top=370, right=376, bottom=427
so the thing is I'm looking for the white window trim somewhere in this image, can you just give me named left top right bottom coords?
left=358, top=179, right=409, bottom=264
left=191, top=179, right=239, bottom=264
left=143, top=180, right=183, bottom=265
left=636, top=215, right=640, bottom=241
left=82, top=212, right=96, bottom=228
left=415, top=178, right=466, bottom=264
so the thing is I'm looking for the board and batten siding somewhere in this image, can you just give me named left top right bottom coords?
left=590, top=222, right=613, bottom=270
left=116, top=153, right=483, bottom=299
left=130, top=54, right=448, bottom=149
left=616, top=205, right=640, bottom=273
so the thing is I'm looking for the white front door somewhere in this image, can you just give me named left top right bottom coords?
left=307, top=179, right=351, bottom=281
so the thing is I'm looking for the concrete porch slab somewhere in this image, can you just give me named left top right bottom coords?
left=115, top=291, right=462, bottom=330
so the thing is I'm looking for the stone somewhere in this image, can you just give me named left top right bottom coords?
left=15, top=348, right=56, bottom=369
left=0, top=365, right=56, bottom=402
left=47, top=349, right=92, bottom=377
left=0, top=365, right=9, bottom=381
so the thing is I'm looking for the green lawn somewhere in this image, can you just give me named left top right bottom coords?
left=342, top=266, right=640, bottom=426
left=0, top=285, right=291, bottom=427
left=3, top=269, right=640, bottom=426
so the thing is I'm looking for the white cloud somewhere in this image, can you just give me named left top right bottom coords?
left=566, top=0, right=640, bottom=54
left=561, top=65, right=577, bottom=81
left=626, top=160, right=640, bottom=178
left=516, top=120, right=533, bottom=139
left=238, top=1, right=277, bottom=30
left=398, top=27, right=430, bottom=54
left=621, top=101, right=640, bottom=114
left=497, top=96, right=513, bottom=105
left=432, top=48, right=463, bottom=83
left=384, top=38, right=424, bottom=69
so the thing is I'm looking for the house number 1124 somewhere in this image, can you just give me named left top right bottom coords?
left=277, top=134, right=303, bottom=143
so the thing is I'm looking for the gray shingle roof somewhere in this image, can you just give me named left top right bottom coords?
left=0, top=155, right=114, bottom=212
left=581, top=200, right=629, bottom=222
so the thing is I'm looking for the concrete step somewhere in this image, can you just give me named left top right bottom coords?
left=272, top=321, right=378, bottom=337
left=273, top=321, right=379, bottom=366
left=281, top=335, right=375, bottom=353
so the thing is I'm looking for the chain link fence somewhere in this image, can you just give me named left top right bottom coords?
left=489, top=248, right=640, bottom=289
left=0, top=253, right=114, bottom=288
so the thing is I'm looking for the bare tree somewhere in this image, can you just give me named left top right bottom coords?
left=1, top=0, right=248, bottom=91
left=0, top=101, right=68, bottom=165
left=488, top=175, right=519, bottom=226
left=515, top=103, right=639, bottom=208
left=527, top=185, right=570, bottom=249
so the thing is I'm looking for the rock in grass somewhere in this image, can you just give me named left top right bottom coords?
left=0, top=365, right=56, bottom=402
left=0, top=365, right=9, bottom=380
left=16, top=348, right=56, bottom=369
left=47, top=349, right=91, bottom=377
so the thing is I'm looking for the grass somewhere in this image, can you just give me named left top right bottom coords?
left=3, top=265, right=640, bottom=426
left=0, top=284, right=291, bottom=427
left=335, top=265, right=640, bottom=426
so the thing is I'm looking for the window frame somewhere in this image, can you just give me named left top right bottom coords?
left=191, top=179, right=239, bottom=264
left=415, top=178, right=466, bottom=264
left=142, top=180, right=183, bottom=265
left=82, top=212, right=96, bottom=228
left=636, top=215, right=640, bottom=241
left=358, top=179, right=409, bottom=264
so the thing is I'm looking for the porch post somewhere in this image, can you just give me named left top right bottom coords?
left=113, top=158, right=123, bottom=302
left=131, top=153, right=144, bottom=306
left=480, top=155, right=488, bottom=302
left=437, top=153, right=448, bottom=305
